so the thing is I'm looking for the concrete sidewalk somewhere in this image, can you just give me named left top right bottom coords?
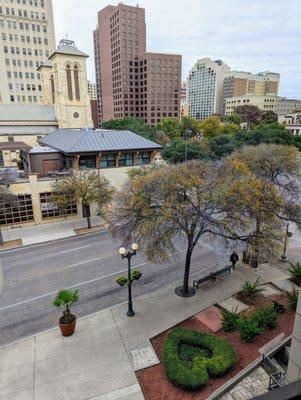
left=1, top=216, right=104, bottom=246
left=0, top=263, right=289, bottom=400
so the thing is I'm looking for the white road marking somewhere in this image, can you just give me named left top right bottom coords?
left=64, top=256, right=104, bottom=269
left=0, top=245, right=208, bottom=312
left=0, top=262, right=149, bottom=312
left=55, top=245, right=91, bottom=255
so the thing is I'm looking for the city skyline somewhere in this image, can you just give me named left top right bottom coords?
left=52, top=0, right=301, bottom=99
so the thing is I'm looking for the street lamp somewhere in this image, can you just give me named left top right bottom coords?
left=281, top=223, right=293, bottom=261
left=118, top=243, right=139, bottom=317
left=183, top=129, right=192, bottom=162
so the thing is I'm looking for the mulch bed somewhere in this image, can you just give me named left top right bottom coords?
left=0, top=239, right=22, bottom=251
left=74, top=225, right=105, bottom=235
left=136, top=292, right=295, bottom=400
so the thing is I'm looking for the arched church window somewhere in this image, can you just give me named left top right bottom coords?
left=50, top=74, right=55, bottom=103
left=66, top=64, right=73, bottom=101
left=74, top=65, right=80, bottom=101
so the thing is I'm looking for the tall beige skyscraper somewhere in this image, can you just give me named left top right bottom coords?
left=187, top=58, right=230, bottom=120
left=94, top=3, right=181, bottom=125
left=0, top=0, right=55, bottom=104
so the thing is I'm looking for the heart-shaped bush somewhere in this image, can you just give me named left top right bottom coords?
left=163, top=327, right=236, bottom=391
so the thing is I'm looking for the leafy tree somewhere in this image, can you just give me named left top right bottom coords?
left=102, top=117, right=155, bottom=140
left=209, top=134, right=239, bottom=159
left=261, top=110, right=278, bottom=124
left=162, top=139, right=209, bottom=163
left=221, top=123, right=240, bottom=136
left=108, top=158, right=289, bottom=296
left=181, top=116, right=201, bottom=136
left=252, top=122, right=295, bottom=146
left=228, top=144, right=301, bottom=261
left=0, top=185, right=19, bottom=244
left=156, top=117, right=182, bottom=140
left=226, top=113, right=242, bottom=125
left=235, top=105, right=262, bottom=128
left=199, top=115, right=222, bottom=139
left=51, top=171, right=114, bottom=229
left=152, top=130, right=171, bottom=146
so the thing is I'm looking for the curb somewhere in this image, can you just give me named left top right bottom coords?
left=0, top=226, right=108, bottom=254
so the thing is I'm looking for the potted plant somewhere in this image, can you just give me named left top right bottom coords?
left=53, top=289, right=79, bottom=337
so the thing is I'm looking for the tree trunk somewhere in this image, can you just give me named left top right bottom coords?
left=183, top=246, right=193, bottom=295
left=83, top=204, right=91, bottom=229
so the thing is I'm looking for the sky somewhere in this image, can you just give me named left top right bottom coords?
left=52, top=0, right=301, bottom=99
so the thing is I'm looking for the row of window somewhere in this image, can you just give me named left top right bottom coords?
left=3, top=45, right=49, bottom=57
left=5, top=57, right=41, bottom=68
left=0, top=19, right=48, bottom=32
left=6, top=70, right=40, bottom=80
left=1, top=33, right=48, bottom=45
left=40, top=192, right=77, bottom=219
left=0, top=192, right=77, bottom=226
left=8, top=82, right=42, bottom=91
left=78, top=152, right=151, bottom=170
left=0, top=6, right=46, bottom=20
left=7, top=0, right=45, bottom=7
left=9, top=94, right=42, bottom=102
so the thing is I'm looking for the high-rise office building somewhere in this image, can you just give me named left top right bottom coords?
left=223, top=70, right=280, bottom=105
left=0, top=0, right=55, bottom=105
left=87, top=80, right=97, bottom=100
left=186, top=58, right=230, bottom=120
left=93, top=3, right=181, bottom=125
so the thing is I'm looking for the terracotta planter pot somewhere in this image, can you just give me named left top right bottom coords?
left=59, top=317, right=76, bottom=337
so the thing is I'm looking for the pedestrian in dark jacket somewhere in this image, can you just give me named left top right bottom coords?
left=230, top=252, right=239, bottom=269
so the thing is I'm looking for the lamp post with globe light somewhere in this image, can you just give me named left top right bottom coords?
left=118, top=243, right=140, bottom=317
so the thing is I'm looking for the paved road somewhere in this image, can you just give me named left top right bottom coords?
left=0, top=231, right=226, bottom=347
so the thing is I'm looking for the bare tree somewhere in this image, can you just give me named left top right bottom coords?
left=51, top=171, right=114, bottom=229
left=108, top=159, right=288, bottom=296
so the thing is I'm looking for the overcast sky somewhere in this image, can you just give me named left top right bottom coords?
left=52, top=0, right=300, bottom=98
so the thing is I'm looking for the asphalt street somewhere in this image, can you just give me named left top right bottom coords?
left=0, top=230, right=227, bottom=347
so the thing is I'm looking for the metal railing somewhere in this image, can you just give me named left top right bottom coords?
left=262, top=354, right=283, bottom=390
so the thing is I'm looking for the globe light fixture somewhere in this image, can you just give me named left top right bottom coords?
left=132, top=243, right=139, bottom=251
left=119, top=247, right=126, bottom=256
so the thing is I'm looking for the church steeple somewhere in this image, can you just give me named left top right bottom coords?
left=38, top=39, right=93, bottom=129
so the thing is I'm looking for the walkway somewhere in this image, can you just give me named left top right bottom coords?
left=0, top=263, right=288, bottom=400
left=1, top=216, right=104, bottom=246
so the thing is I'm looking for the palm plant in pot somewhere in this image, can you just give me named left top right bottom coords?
left=53, top=289, right=79, bottom=337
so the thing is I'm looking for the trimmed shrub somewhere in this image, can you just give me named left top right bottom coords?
left=163, top=328, right=236, bottom=391
left=252, top=305, right=279, bottom=329
left=238, top=318, right=264, bottom=342
left=220, top=307, right=240, bottom=332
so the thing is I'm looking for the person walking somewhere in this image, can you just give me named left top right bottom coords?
left=230, top=251, right=239, bottom=270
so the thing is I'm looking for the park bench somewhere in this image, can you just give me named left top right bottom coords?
left=193, top=265, right=232, bottom=290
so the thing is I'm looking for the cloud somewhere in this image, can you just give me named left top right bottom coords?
left=52, top=0, right=301, bottom=98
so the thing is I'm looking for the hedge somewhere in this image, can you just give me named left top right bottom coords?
left=163, top=327, right=236, bottom=391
